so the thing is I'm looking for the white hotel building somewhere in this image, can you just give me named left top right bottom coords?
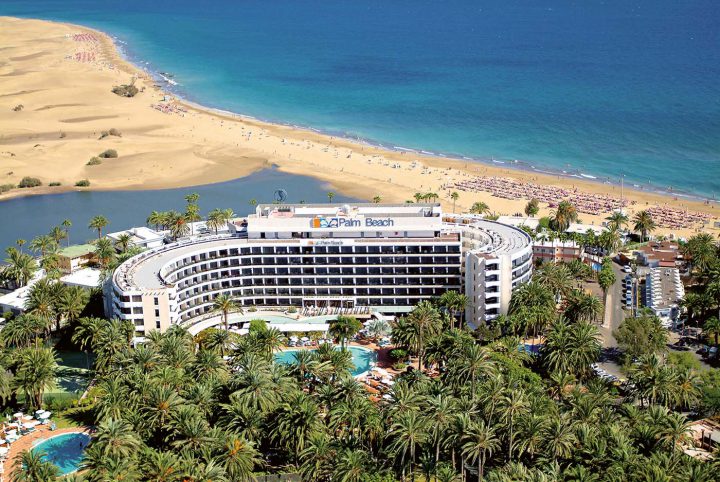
left=106, top=204, right=532, bottom=337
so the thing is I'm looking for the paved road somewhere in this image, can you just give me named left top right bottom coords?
left=598, top=261, right=627, bottom=348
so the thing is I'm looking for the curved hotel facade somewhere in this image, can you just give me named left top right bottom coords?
left=106, top=204, right=532, bottom=337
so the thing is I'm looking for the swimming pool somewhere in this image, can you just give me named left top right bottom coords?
left=275, top=346, right=376, bottom=376
left=32, top=432, right=91, bottom=475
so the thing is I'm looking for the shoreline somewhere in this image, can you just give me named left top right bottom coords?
left=1, top=16, right=717, bottom=239
left=123, top=41, right=716, bottom=207
left=106, top=21, right=717, bottom=206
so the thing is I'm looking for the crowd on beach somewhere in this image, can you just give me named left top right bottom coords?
left=71, top=33, right=97, bottom=42
left=72, top=51, right=96, bottom=62
left=450, top=176, right=629, bottom=215
left=150, top=102, right=188, bottom=115
left=647, top=205, right=712, bottom=229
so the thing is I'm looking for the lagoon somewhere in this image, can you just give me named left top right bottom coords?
left=0, top=169, right=358, bottom=252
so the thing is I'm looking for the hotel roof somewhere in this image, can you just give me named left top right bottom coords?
left=254, top=203, right=442, bottom=218
left=58, top=244, right=95, bottom=258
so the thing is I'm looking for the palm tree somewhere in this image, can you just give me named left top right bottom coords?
left=461, top=420, right=499, bottom=480
left=220, top=433, right=261, bottom=481
left=682, top=233, right=717, bottom=275
left=72, top=316, right=105, bottom=369
left=407, top=301, right=442, bottom=370
left=88, top=215, right=109, bottom=239
left=213, top=294, right=239, bottom=331
left=168, top=211, right=190, bottom=239
left=703, top=316, right=720, bottom=345
left=94, top=237, right=116, bottom=268
left=550, top=200, right=578, bottom=232
left=633, top=210, right=656, bottom=242
left=597, top=258, right=617, bottom=308
left=11, top=449, right=60, bottom=482
left=13, top=345, right=58, bottom=409
left=16, top=238, right=26, bottom=253
left=114, top=232, right=134, bottom=253
left=564, top=290, right=604, bottom=323
left=29, top=234, right=57, bottom=258
left=94, top=418, right=142, bottom=459
left=249, top=198, right=258, bottom=207
left=606, top=211, right=628, bottom=232
left=332, top=448, right=368, bottom=482
left=524, top=198, right=540, bottom=217
left=534, top=262, right=573, bottom=300
left=185, top=201, right=201, bottom=236
left=271, top=392, right=323, bottom=463
left=328, top=315, right=363, bottom=350
left=3, top=247, right=37, bottom=287
left=48, top=226, right=67, bottom=247
left=389, top=410, right=427, bottom=481
left=469, top=201, right=490, bottom=215
left=146, top=210, right=164, bottom=230
left=502, top=389, right=530, bottom=461
left=450, top=191, right=459, bottom=213
left=61, top=219, right=72, bottom=246
left=206, top=208, right=225, bottom=234
left=327, top=192, right=335, bottom=203
left=658, top=412, right=692, bottom=462
left=25, top=278, right=56, bottom=335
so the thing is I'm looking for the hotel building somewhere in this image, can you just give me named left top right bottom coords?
left=106, top=204, right=532, bottom=337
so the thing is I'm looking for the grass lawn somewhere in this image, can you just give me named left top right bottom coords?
left=45, top=351, right=94, bottom=401
left=53, top=405, right=93, bottom=429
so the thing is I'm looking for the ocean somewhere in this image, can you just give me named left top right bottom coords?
left=2, top=0, right=719, bottom=197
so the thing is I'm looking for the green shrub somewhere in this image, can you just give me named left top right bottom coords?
left=249, top=319, right=268, bottom=333
left=48, top=182, right=61, bottom=187
left=111, top=84, right=139, bottom=98
left=287, top=306, right=297, bottom=313
left=389, top=348, right=408, bottom=361
left=392, top=361, right=407, bottom=371
left=18, top=177, right=42, bottom=188
left=248, top=306, right=257, bottom=312
left=0, top=184, right=14, bottom=193
left=99, top=149, right=118, bottom=158
left=75, top=179, right=90, bottom=187
left=12, top=104, right=23, bottom=112
left=87, top=157, right=102, bottom=166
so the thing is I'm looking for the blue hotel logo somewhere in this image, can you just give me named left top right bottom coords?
left=312, top=216, right=394, bottom=228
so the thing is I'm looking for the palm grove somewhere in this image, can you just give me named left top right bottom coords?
left=2, top=198, right=720, bottom=481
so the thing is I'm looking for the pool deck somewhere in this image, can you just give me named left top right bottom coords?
left=2, top=426, right=93, bottom=479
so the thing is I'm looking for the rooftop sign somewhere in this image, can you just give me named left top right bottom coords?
left=311, top=216, right=395, bottom=229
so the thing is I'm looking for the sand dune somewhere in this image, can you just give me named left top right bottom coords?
left=0, top=16, right=717, bottom=240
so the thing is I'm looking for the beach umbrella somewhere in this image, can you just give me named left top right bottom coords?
left=12, top=413, right=22, bottom=419
left=301, top=336, right=309, bottom=342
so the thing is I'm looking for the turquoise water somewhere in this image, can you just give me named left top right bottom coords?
left=32, top=432, right=90, bottom=475
left=1, top=0, right=719, bottom=197
left=275, top=346, right=376, bottom=376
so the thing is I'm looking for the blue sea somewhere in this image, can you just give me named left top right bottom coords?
left=2, top=0, right=719, bottom=197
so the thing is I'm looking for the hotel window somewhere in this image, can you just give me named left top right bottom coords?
left=156, top=320, right=161, bottom=329
left=155, top=309, right=160, bottom=317
left=154, top=297, right=159, bottom=306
